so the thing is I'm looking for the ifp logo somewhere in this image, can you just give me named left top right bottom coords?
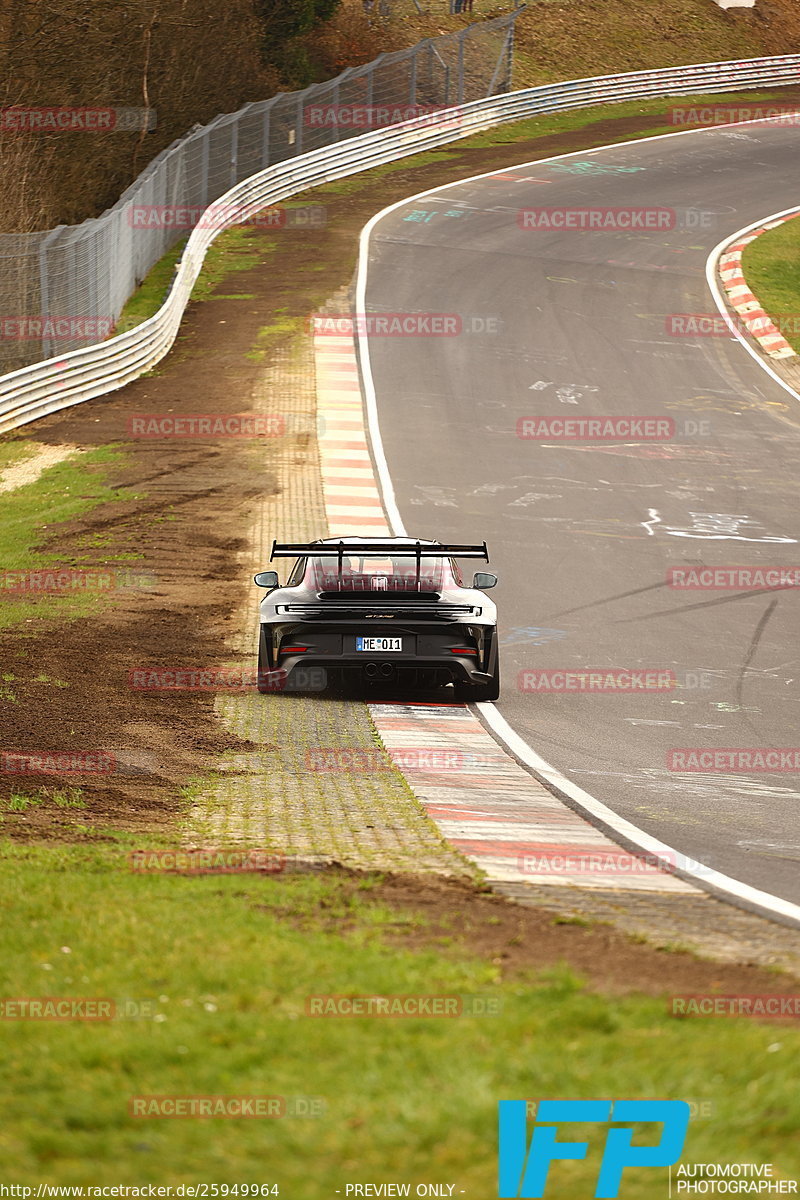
left=498, top=1100, right=690, bottom=1197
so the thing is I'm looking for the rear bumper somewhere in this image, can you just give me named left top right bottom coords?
left=281, top=652, right=490, bottom=685
left=260, top=621, right=497, bottom=687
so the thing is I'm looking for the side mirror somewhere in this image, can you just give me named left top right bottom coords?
left=473, top=571, right=497, bottom=590
left=254, top=570, right=280, bottom=589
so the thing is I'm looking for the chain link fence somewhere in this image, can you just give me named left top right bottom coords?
left=0, top=13, right=520, bottom=374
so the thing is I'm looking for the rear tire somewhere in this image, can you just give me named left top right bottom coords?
left=454, top=658, right=500, bottom=703
left=257, top=639, right=272, bottom=694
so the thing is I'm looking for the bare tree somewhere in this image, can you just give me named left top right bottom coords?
left=0, top=0, right=278, bottom=232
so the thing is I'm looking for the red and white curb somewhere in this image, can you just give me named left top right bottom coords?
left=312, top=321, right=696, bottom=895
left=314, top=329, right=388, bottom=534
left=718, top=212, right=800, bottom=360
left=372, top=704, right=696, bottom=890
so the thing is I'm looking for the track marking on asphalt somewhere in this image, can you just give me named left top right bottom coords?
left=353, top=119, right=800, bottom=927
left=313, top=317, right=697, bottom=895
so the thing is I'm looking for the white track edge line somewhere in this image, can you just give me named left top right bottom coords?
left=478, top=703, right=800, bottom=925
left=355, top=121, right=800, bottom=929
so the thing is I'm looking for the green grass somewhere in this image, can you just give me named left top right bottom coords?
left=115, top=227, right=276, bottom=335
left=0, top=787, right=87, bottom=815
left=457, top=89, right=799, bottom=151
left=113, top=241, right=187, bottom=336
left=311, top=150, right=460, bottom=195
left=0, top=440, right=39, bottom=474
left=0, top=840, right=797, bottom=1189
left=190, top=228, right=272, bottom=304
left=287, top=89, right=800, bottom=221
left=246, top=312, right=306, bottom=363
left=110, top=88, right=797, bottom=344
left=742, top=214, right=800, bottom=354
left=0, top=445, right=129, bottom=570
left=0, top=445, right=132, bottom=629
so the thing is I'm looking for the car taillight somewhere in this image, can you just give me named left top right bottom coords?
left=281, top=645, right=308, bottom=654
left=448, top=647, right=478, bottom=655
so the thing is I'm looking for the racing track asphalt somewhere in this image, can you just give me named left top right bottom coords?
left=358, top=120, right=800, bottom=908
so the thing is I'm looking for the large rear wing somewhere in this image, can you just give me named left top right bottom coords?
left=270, top=540, right=489, bottom=562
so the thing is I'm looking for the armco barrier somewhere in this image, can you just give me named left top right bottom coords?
left=0, top=14, right=520, bottom=374
left=1, top=53, right=798, bottom=434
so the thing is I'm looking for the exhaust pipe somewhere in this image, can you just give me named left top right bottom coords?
left=379, top=663, right=394, bottom=679
left=364, top=663, right=379, bottom=679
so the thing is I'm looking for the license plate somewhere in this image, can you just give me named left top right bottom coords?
left=356, top=636, right=403, bottom=652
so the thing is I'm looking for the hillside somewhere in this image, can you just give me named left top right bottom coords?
left=317, top=0, right=800, bottom=86
left=2, top=0, right=799, bottom=234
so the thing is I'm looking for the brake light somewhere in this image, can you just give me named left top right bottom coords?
left=448, top=647, right=478, bottom=655
left=281, top=645, right=308, bottom=654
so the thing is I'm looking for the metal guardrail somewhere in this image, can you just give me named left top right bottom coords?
left=1, top=53, right=798, bottom=435
left=0, top=14, right=518, bottom=376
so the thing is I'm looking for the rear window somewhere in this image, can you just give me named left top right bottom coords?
left=296, top=553, right=459, bottom=593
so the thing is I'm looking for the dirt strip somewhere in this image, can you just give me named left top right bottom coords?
left=1, top=100, right=799, bottom=976
left=185, top=333, right=470, bottom=875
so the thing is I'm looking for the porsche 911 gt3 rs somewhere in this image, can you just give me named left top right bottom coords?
left=254, top=536, right=499, bottom=701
